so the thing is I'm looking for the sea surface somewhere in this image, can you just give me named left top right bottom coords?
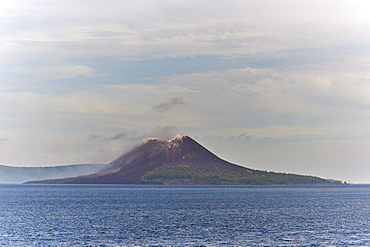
left=1, top=184, right=370, bottom=246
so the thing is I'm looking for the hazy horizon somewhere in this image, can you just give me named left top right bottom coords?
left=1, top=1, right=370, bottom=183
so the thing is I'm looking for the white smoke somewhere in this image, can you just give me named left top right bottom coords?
left=137, top=126, right=182, bottom=141
left=87, top=126, right=183, bottom=163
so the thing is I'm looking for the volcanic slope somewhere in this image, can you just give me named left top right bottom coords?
left=26, top=135, right=341, bottom=185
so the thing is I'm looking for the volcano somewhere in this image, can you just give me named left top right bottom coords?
left=28, top=136, right=252, bottom=184
left=26, top=135, right=342, bottom=185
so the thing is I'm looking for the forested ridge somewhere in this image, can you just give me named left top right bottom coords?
left=141, top=165, right=342, bottom=185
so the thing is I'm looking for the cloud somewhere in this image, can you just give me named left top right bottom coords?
left=136, top=126, right=182, bottom=141
left=1, top=1, right=370, bottom=183
left=43, top=65, right=98, bottom=79
left=0, top=138, right=8, bottom=143
left=153, top=97, right=185, bottom=112
left=235, top=134, right=253, bottom=140
left=158, top=66, right=370, bottom=116
left=84, top=127, right=183, bottom=163
left=87, top=126, right=183, bottom=143
left=88, top=132, right=133, bottom=141
left=88, top=133, right=102, bottom=140
left=105, top=132, right=128, bottom=141
left=4, top=0, right=368, bottom=71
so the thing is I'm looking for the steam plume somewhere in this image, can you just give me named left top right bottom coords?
left=137, top=126, right=182, bottom=141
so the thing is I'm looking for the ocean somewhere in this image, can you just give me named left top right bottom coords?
left=1, top=184, right=370, bottom=246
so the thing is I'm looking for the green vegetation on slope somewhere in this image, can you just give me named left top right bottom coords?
left=141, top=165, right=342, bottom=185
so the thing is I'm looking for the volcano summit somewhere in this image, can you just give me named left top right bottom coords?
left=27, top=136, right=341, bottom=185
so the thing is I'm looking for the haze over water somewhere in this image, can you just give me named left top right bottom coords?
left=1, top=184, right=370, bottom=246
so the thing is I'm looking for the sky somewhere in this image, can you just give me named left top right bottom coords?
left=1, top=0, right=370, bottom=183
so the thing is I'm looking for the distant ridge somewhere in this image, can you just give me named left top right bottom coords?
left=26, top=136, right=342, bottom=185
left=0, top=164, right=105, bottom=183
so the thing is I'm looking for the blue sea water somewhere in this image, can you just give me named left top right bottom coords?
left=1, top=184, right=370, bottom=246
